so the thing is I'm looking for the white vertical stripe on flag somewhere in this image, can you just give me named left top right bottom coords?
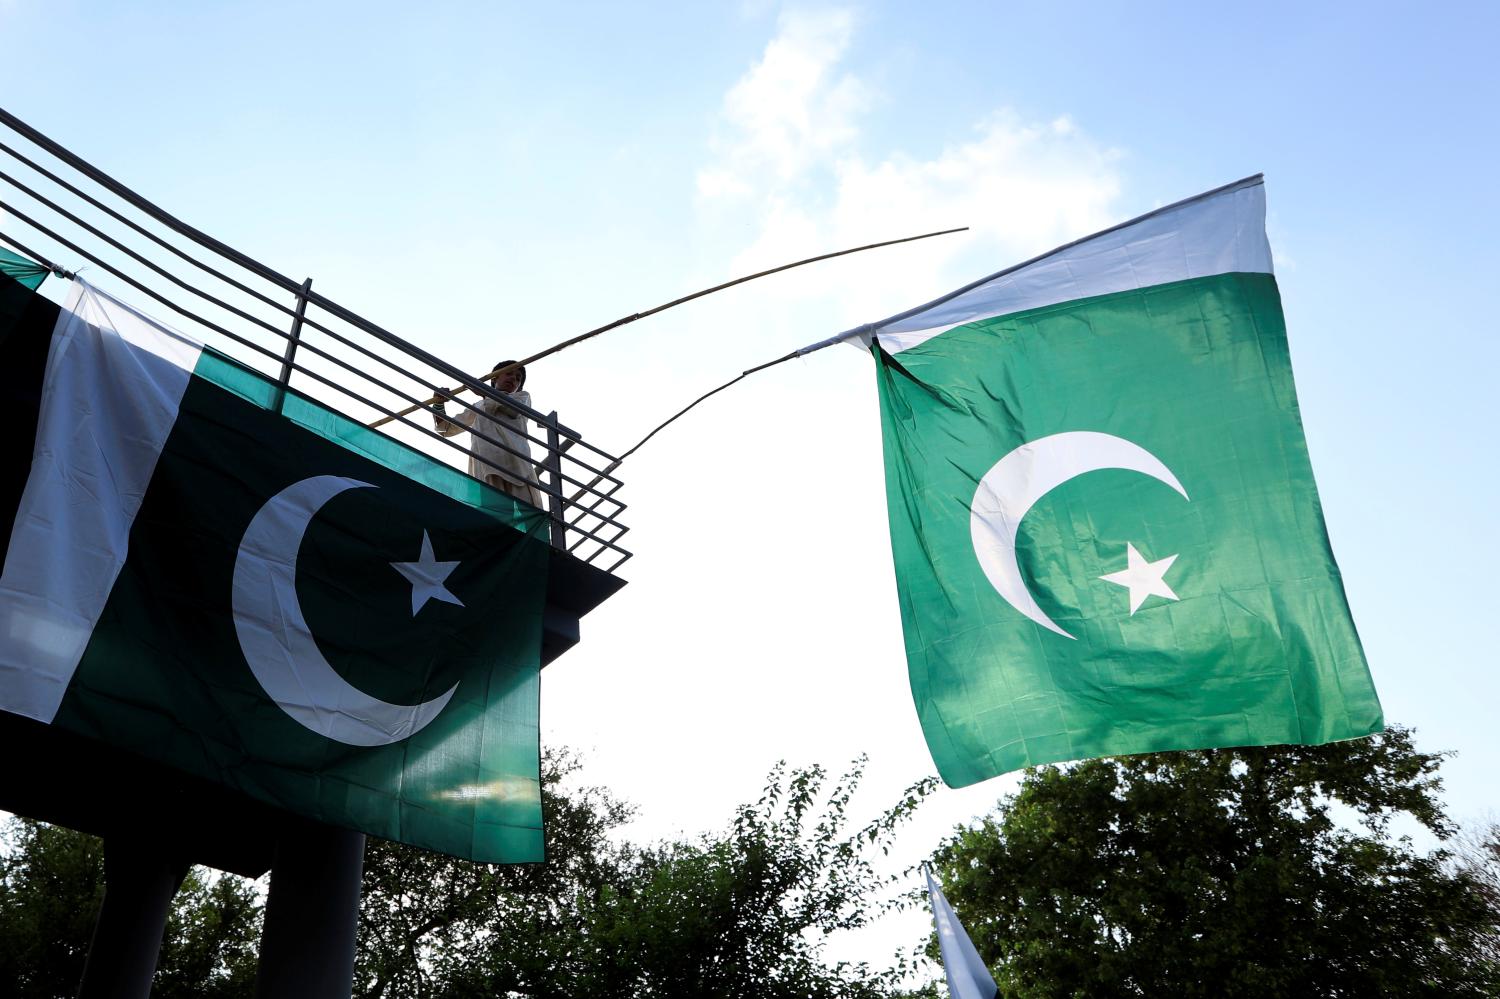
left=866, top=176, right=1273, bottom=354
left=926, top=866, right=998, bottom=999
left=0, top=281, right=202, bottom=722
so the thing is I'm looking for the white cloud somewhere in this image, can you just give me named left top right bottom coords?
left=697, top=7, right=1124, bottom=331
left=697, top=8, right=866, bottom=197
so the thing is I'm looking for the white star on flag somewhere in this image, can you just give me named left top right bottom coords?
left=1099, top=543, right=1180, bottom=615
left=390, top=530, right=464, bottom=615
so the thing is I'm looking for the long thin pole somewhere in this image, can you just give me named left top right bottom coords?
left=571, top=174, right=1272, bottom=487
left=561, top=345, right=812, bottom=505
left=369, top=226, right=966, bottom=429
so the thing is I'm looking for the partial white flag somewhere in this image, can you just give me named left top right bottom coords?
left=925, top=867, right=998, bottom=999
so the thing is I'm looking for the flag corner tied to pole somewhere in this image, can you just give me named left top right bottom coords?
left=925, top=866, right=998, bottom=999
left=0, top=246, right=50, bottom=291
left=871, top=175, right=1383, bottom=787
left=0, top=269, right=552, bottom=864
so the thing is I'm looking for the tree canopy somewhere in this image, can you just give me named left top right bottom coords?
left=0, top=817, right=260, bottom=998
left=926, top=726, right=1500, bottom=998
left=0, top=750, right=935, bottom=998
left=356, top=753, right=935, bottom=998
left=4, top=730, right=1497, bottom=997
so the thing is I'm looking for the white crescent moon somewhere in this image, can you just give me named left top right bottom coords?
left=232, top=474, right=458, bottom=747
left=970, top=431, right=1189, bottom=640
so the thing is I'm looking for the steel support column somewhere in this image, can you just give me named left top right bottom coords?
left=76, top=836, right=189, bottom=999
left=255, top=822, right=365, bottom=999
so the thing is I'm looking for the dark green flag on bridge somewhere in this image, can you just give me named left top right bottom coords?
left=865, top=176, right=1383, bottom=787
left=0, top=263, right=551, bottom=863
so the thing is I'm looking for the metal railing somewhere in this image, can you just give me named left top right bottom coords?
left=0, top=106, right=630, bottom=573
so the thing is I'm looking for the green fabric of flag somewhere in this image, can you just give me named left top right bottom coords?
left=0, top=247, right=49, bottom=292
left=0, top=273, right=551, bottom=862
left=870, top=177, right=1382, bottom=787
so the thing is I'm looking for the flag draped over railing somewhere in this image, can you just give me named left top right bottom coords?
left=0, top=267, right=552, bottom=863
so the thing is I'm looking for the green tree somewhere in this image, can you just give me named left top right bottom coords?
left=154, top=867, right=262, bottom=998
left=925, top=727, right=1500, bottom=998
left=1451, top=815, right=1500, bottom=968
left=0, top=816, right=105, bottom=997
left=356, top=755, right=935, bottom=998
left=0, top=817, right=261, bottom=998
left=354, top=747, right=638, bottom=998
left=1, top=751, right=934, bottom=997
left=550, top=758, right=934, bottom=999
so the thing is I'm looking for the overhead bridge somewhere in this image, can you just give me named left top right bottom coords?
left=0, top=105, right=628, bottom=998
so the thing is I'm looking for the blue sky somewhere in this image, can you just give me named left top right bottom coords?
left=4, top=0, right=1498, bottom=974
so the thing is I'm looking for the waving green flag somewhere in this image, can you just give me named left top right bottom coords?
left=870, top=176, right=1382, bottom=786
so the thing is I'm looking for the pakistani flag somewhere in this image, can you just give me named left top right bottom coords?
left=0, top=264, right=552, bottom=862
left=869, top=176, right=1382, bottom=786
